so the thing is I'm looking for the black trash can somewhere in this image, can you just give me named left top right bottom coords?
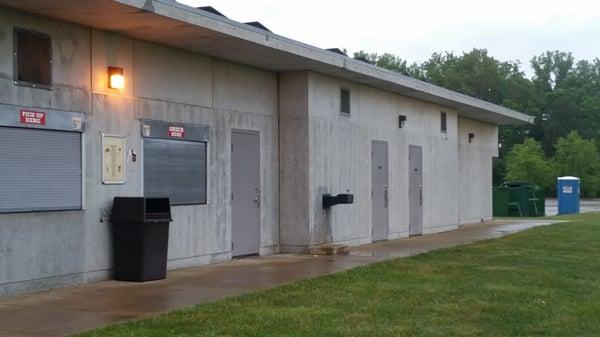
left=110, top=197, right=172, bottom=282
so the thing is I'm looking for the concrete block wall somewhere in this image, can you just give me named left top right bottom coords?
left=278, top=72, right=310, bottom=252
left=0, top=7, right=94, bottom=296
left=279, top=71, right=498, bottom=251
left=457, top=117, right=498, bottom=224
left=0, top=4, right=499, bottom=296
left=307, top=72, right=462, bottom=244
left=0, top=7, right=279, bottom=296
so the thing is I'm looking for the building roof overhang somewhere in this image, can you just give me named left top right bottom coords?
left=0, top=0, right=533, bottom=125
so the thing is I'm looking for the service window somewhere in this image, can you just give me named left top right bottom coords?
left=14, top=27, right=52, bottom=89
left=142, top=120, right=209, bottom=205
left=0, top=108, right=84, bottom=213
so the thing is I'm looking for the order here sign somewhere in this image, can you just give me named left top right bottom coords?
left=20, top=110, right=46, bottom=125
left=168, top=126, right=185, bottom=138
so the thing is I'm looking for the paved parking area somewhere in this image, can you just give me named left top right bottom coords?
left=545, top=198, right=600, bottom=216
left=0, top=219, right=559, bottom=337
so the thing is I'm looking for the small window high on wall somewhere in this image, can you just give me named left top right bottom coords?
left=340, top=87, right=351, bottom=115
left=441, top=112, right=447, bottom=133
left=14, top=27, right=52, bottom=90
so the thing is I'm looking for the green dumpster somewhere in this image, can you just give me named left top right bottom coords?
left=493, top=181, right=545, bottom=217
left=492, top=186, right=510, bottom=217
left=530, top=184, right=545, bottom=216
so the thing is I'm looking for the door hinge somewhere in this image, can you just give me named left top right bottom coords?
left=231, top=193, right=234, bottom=201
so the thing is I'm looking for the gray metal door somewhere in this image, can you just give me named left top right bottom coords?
left=409, top=145, right=423, bottom=236
left=371, top=141, right=389, bottom=242
left=231, top=130, right=261, bottom=257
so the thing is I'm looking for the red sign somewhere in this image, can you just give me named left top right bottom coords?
left=168, top=126, right=185, bottom=138
left=20, top=110, right=46, bottom=125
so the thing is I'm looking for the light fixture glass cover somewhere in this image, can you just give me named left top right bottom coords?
left=108, top=66, right=125, bottom=89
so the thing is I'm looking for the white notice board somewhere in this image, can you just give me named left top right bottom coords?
left=101, top=134, right=126, bottom=184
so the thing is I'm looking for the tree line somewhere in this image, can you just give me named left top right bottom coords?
left=353, top=49, right=600, bottom=196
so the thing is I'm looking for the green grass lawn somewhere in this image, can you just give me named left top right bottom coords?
left=76, top=213, right=600, bottom=337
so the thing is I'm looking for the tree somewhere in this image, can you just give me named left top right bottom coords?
left=505, top=138, right=553, bottom=191
left=528, top=51, right=600, bottom=156
left=531, top=51, right=574, bottom=92
left=353, top=50, right=419, bottom=76
left=417, top=49, right=531, bottom=106
left=553, top=131, right=600, bottom=196
left=415, top=49, right=537, bottom=164
left=352, top=47, right=600, bottom=191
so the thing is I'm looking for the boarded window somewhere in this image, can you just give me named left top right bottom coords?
left=0, top=127, right=82, bottom=213
left=441, top=112, right=447, bottom=133
left=143, top=138, right=207, bottom=205
left=340, top=87, right=351, bottom=115
left=14, top=28, right=52, bottom=89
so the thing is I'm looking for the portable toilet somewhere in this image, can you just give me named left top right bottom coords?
left=557, top=176, right=580, bottom=215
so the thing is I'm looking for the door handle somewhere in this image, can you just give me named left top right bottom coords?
left=384, top=187, right=388, bottom=208
left=254, top=187, right=261, bottom=207
left=419, top=185, right=423, bottom=206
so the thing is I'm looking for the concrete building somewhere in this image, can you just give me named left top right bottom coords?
left=0, top=0, right=530, bottom=296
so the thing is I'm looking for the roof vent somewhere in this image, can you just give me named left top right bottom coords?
left=244, top=21, right=272, bottom=33
left=327, top=48, right=347, bottom=56
left=197, top=6, right=227, bottom=18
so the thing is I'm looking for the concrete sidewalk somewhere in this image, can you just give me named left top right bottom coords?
left=0, top=219, right=559, bottom=337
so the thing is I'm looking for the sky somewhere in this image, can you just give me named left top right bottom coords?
left=177, top=0, right=600, bottom=77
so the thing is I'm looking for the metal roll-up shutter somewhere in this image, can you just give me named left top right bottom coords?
left=0, top=126, right=82, bottom=213
left=143, top=138, right=207, bottom=205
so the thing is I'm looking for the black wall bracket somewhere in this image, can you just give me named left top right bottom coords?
left=323, top=194, right=354, bottom=209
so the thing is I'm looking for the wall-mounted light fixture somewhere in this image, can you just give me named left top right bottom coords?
left=398, top=115, right=407, bottom=128
left=108, top=66, right=125, bottom=89
left=468, top=133, right=475, bottom=143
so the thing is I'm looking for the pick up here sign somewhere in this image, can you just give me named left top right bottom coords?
left=20, top=110, right=46, bottom=125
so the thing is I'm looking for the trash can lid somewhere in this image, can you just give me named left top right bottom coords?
left=501, top=181, right=534, bottom=188
left=558, top=176, right=580, bottom=180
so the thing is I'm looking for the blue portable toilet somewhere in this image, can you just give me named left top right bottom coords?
left=557, top=176, right=580, bottom=215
